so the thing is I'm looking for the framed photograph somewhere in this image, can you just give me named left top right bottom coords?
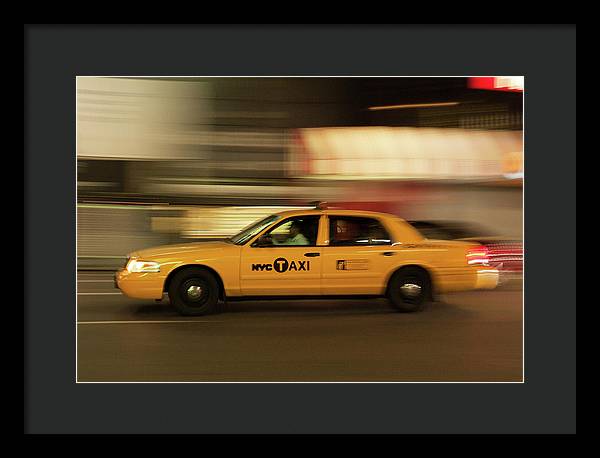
left=25, top=24, right=576, bottom=435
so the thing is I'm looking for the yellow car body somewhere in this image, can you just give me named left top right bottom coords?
left=115, top=209, right=498, bottom=308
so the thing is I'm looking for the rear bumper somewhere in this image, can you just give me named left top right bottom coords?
left=497, top=269, right=523, bottom=286
left=434, top=265, right=500, bottom=293
left=474, top=267, right=500, bottom=290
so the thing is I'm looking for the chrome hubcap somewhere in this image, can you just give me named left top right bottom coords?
left=187, top=285, right=203, bottom=299
left=400, top=283, right=422, bottom=298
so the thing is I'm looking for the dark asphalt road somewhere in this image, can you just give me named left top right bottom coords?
left=77, top=271, right=523, bottom=382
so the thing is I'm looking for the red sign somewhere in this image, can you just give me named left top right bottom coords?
left=469, top=77, right=524, bottom=92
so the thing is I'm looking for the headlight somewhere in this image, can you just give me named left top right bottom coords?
left=126, top=259, right=161, bottom=273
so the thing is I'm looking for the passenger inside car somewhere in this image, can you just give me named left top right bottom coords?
left=332, top=219, right=360, bottom=245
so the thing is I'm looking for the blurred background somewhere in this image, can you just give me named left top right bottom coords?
left=77, top=77, right=523, bottom=272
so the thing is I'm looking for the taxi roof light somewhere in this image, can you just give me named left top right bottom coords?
left=310, top=201, right=328, bottom=210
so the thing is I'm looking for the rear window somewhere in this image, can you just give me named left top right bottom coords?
left=409, top=221, right=497, bottom=240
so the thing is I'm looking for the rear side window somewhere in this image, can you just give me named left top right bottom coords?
left=329, top=216, right=392, bottom=246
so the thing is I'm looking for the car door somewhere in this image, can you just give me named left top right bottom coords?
left=321, top=214, right=397, bottom=295
left=239, top=215, right=323, bottom=296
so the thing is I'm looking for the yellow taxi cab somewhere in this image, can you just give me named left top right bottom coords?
left=115, top=206, right=499, bottom=315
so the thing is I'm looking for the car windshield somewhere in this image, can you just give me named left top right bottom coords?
left=228, top=214, right=282, bottom=245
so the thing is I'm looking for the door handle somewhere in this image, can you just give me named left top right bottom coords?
left=304, top=252, right=320, bottom=257
left=382, top=251, right=396, bottom=256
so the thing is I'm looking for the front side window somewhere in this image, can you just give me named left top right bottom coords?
left=253, top=216, right=320, bottom=247
left=329, top=216, right=392, bottom=246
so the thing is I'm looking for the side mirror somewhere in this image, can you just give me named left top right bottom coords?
left=253, top=235, right=273, bottom=247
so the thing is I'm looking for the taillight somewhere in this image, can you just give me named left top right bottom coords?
left=466, top=245, right=490, bottom=266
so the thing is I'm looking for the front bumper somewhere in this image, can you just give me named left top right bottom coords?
left=114, top=268, right=165, bottom=300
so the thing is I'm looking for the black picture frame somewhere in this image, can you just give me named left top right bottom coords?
left=25, top=24, right=576, bottom=434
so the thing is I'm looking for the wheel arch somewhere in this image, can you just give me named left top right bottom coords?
left=385, top=264, right=435, bottom=299
left=163, top=264, right=226, bottom=301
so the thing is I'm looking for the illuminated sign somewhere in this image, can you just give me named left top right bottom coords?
left=290, top=127, right=523, bottom=181
left=502, top=150, right=524, bottom=179
left=468, top=77, right=524, bottom=92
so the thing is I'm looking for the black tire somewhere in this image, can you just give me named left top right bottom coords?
left=387, top=267, right=431, bottom=313
left=168, top=268, right=220, bottom=316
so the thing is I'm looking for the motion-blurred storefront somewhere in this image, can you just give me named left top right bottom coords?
left=77, top=77, right=523, bottom=268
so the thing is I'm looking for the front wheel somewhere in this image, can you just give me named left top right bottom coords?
left=168, top=268, right=220, bottom=316
left=387, top=267, right=431, bottom=313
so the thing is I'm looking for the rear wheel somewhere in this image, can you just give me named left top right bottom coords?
left=387, top=267, right=431, bottom=313
left=168, top=268, right=220, bottom=316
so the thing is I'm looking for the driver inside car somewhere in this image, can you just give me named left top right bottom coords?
left=272, top=221, right=310, bottom=246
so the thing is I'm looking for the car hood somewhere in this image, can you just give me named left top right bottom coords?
left=129, top=240, right=234, bottom=260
